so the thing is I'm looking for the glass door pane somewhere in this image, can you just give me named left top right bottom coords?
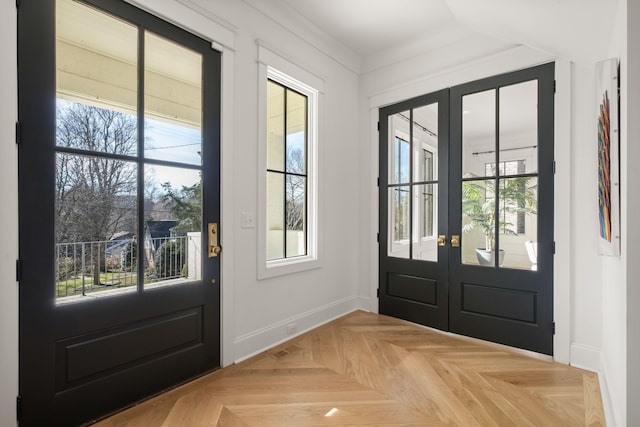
left=413, top=184, right=438, bottom=261
left=389, top=186, right=410, bottom=259
left=143, top=165, right=201, bottom=287
left=461, top=89, right=497, bottom=266
left=460, top=80, right=541, bottom=269
left=462, top=89, right=495, bottom=178
left=497, top=80, right=540, bottom=270
left=461, top=179, right=496, bottom=266
left=387, top=103, right=440, bottom=262
left=387, top=111, right=411, bottom=259
left=144, top=32, right=202, bottom=165
left=499, top=81, right=538, bottom=174
left=56, top=0, right=138, bottom=152
left=55, top=154, right=137, bottom=298
left=55, top=0, right=139, bottom=301
left=143, top=31, right=204, bottom=287
left=498, top=177, right=538, bottom=270
left=412, top=104, right=438, bottom=262
left=389, top=111, right=411, bottom=185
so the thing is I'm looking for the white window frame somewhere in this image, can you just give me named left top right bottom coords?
left=257, top=44, right=322, bottom=279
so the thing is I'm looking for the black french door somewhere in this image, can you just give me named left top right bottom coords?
left=378, top=89, right=450, bottom=330
left=18, top=1, right=221, bottom=425
left=379, top=63, right=555, bottom=355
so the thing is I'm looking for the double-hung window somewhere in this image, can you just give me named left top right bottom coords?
left=257, top=51, right=320, bottom=279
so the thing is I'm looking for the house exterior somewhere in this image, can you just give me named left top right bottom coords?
left=1, top=1, right=638, bottom=426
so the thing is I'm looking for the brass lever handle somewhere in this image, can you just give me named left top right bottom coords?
left=451, top=235, right=460, bottom=248
left=208, top=223, right=221, bottom=258
left=437, top=235, right=446, bottom=247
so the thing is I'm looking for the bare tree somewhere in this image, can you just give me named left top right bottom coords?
left=55, top=102, right=137, bottom=286
left=285, top=148, right=305, bottom=231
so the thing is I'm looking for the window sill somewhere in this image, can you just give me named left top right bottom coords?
left=258, top=255, right=321, bottom=280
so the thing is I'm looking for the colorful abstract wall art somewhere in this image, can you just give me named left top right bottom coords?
left=596, top=58, right=620, bottom=256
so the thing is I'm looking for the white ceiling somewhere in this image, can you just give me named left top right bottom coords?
left=279, top=0, right=458, bottom=57
left=259, top=0, right=618, bottom=66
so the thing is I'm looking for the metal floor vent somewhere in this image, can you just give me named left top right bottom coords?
left=271, top=349, right=289, bottom=359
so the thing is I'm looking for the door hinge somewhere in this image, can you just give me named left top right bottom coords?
left=377, top=121, right=380, bottom=131
left=16, top=260, right=21, bottom=282
left=377, top=177, right=380, bottom=187
left=553, top=80, right=556, bottom=93
left=552, top=322, right=556, bottom=335
left=15, top=122, right=21, bottom=145
left=552, top=241, right=556, bottom=255
left=553, top=161, right=556, bottom=174
left=15, top=0, right=19, bottom=8
left=376, top=288, right=380, bottom=298
left=376, top=233, right=380, bottom=243
left=16, top=395, right=22, bottom=422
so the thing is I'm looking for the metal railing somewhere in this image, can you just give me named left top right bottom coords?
left=55, top=235, right=192, bottom=298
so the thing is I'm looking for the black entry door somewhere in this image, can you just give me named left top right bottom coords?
left=379, top=89, right=450, bottom=330
left=449, top=64, right=555, bottom=355
left=379, top=63, right=555, bottom=355
left=18, top=1, right=221, bottom=425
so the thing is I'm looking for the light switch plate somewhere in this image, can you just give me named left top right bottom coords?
left=241, top=211, right=255, bottom=229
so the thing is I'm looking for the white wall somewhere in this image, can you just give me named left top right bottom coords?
left=0, top=0, right=18, bottom=426
left=598, top=1, right=628, bottom=425
left=625, top=1, right=640, bottom=425
left=569, top=62, right=603, bottom=370
left=198, top=0, right=360, bottom=361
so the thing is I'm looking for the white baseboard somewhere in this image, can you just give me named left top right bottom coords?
left=570, top=343, right=601, bottom=372
left=598, top=367, right=616, bottom=427
left=233, top=296, right=359, bottom=363
left=571, top=346, right=617, bottom=426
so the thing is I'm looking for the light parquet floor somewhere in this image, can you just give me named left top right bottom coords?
left=94, top=311, right=606, bottom=426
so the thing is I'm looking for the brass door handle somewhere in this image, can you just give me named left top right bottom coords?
left=451, top=235, right=460, bottom=247
left=437, top=235, right=446, bottom=246
left=208, top=223, right=221, bottom=258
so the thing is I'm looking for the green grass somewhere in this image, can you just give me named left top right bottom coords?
left=56, top=271, right=137, bottom=297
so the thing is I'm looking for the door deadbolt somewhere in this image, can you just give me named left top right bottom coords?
left=208, top=223, right=221, bottom=258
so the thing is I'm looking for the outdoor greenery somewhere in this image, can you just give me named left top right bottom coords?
left=154, top=239, right=187, bottom=279
left=121, top=240, right=137, bottom=270
left=461, top=177, right=537, bottom=251
left=56, top=272, right=137, bottom=296
left=161, top=181, right=201, bottom=233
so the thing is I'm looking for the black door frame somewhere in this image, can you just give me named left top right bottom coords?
left=18, top=0, right=221, bottom=424
left=378, top=63, right=555, bottom=355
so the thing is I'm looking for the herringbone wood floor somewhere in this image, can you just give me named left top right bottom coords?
left=94, top=311, right=605, bottom=426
